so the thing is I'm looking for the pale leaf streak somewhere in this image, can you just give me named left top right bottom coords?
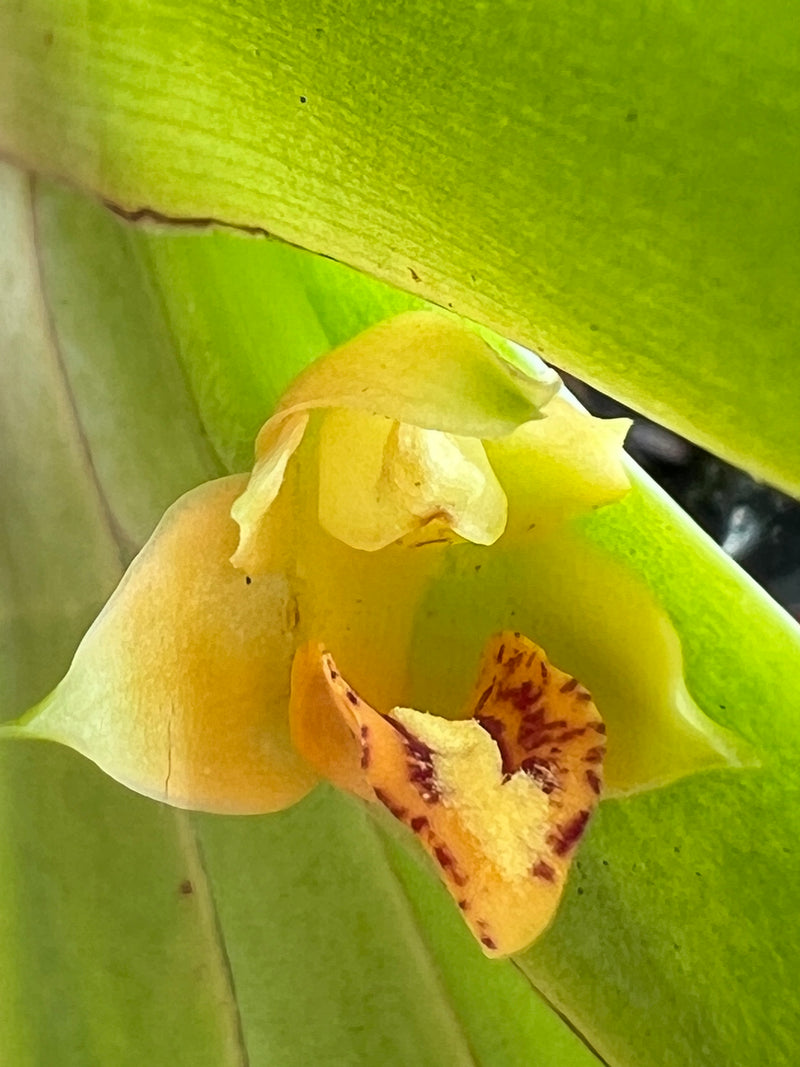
left=366, top=810, right=480, bottom=1067
left=27, top=171, right=249, bottom=1065
left=510, top=959, right=612, bottom=1067
left=26, top=173, right=138, bottom=569
left=176, top=815, right=251, bottom=1067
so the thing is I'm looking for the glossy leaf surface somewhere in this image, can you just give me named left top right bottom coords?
left=1, top=1, right=798, bottom=492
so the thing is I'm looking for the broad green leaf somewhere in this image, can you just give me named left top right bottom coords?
left=1, top=2, right=798, bottom=494
left=0, top=164, right=245, bottom=1067
left=0, top=165, right=601, bottom=1065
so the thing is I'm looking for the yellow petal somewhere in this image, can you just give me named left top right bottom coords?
left=272, top=310, right=557, bottom=437
left=16, top=476, right=318, bottom=813
left=232, top=311, right=556, bottom=572
left=230, top=411, right=308, bottom=572
left=317, top=408, right=507, bottom=551
left=289, top=641, right=373, bottom=801
left=485, top=394, right=631, bottom=533
left=292, top=634, right=604, bottom=957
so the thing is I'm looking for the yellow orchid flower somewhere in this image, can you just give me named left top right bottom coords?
left=5, top=311, right=739, bottom=956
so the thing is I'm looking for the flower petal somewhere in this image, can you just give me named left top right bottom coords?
left=230, top=411, right=309, bottom=572
left=485, top=394, right=632, bottom=532
left=292, top=634, right=604, bottom=957
left=232, top=311, right=557, bottom=571
left=271, top=311, right=557, bottom=437
left=13, top=476, right=318, bottom=813
left=289, top=641, right=373, bottom=801
left=317, top=408, right=507, bottom=551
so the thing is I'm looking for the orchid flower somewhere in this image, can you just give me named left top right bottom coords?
left=5, top=311, right=738, bottom=956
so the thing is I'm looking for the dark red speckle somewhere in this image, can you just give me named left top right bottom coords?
left=374, top=788, right=408, bottom=821
left=433, top=843, right=468, bottom=886
left=496, top=643, right=505, bottom=663
left=386, top=715, right=441, bottom=803
left=360, top=725, right=371, bottom=769
left=474, top=682, right=495, bottom=713
left=410, top=815, right=429, bottom=833
left=477, top=715, right=515, bottom=775
left=179, top=879, right=194, bottom=895
left=500, top=679, right=543, bottom=713
left=531, top=860, right=556, bottom=882
left=584, top=745, right=605, bottom=764
left=504, top=651, right=524, bottom=674
left=556, top=726, right=587, bottom=742
left=551, top=810, right=591, bottom=856
left=520, top=756, right=560, bottom=794
left=480, top=935, right=498, bottom=950
left=585, top=769, right=602, bottom=795
left=346, top=690, right=358, bottom=705
left=560, top=677, right=578, bottom=693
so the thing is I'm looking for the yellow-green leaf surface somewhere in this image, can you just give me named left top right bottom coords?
left=0, top=166, right=605, bottom=1065
left=2, top=171, right=799, bottom=1066
left=1, top=1, right=798, bottom=495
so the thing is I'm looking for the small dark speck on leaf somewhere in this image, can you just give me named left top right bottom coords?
left=577, top=886, right=584, bottom=895
left=409, top=267, right=421, bottom=282
left=43, top=30, right=54, bottom=46
left=245, top=575, right=252, bottom=585
left=589, top=323, right=599, bottom=331
left=474, top=564, right=482, bottom=572
left=626, top=109, right=638, bottom=122
left=299, top=95, right=307, bottom=103
left=179, top=879, right=194, bottom=895
left=315, top=26, right=325, bottom=37
left=602, top=859, right=609, bottom=866
left=674, top=845, right=681, bottom=853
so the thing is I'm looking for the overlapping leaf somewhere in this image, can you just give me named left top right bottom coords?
left=1, top=1, right=798, bottom=493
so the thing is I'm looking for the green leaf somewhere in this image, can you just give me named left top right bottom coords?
left=1, top=2, right=798, bottom=493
